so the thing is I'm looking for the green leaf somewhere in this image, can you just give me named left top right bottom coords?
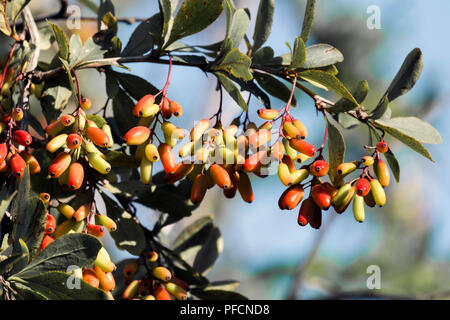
left=104, top=150, right=138, bottom=168
left=337, top=112, right=359, bottom=129
left=172, top=54, right=209, bottom=65
left=100, top=192, right=146, bottom=256
left=374, top=117, right=440, bottom=161
left=10, top=168, right=47, bottom=258
left=107, top=70, right=159, bottom=101
left=59, top=58, right=79, bottom=108
left=192, top=224, right=222, bottom=275
left=12, top=234, right=102, bottom=279
left=215, top=72, right=247, bottom=111
left=0, top=6, right=11, bottom=36
left=300, top=0, right=315, bottom=43
left=10, top=0, right=31, bottom=24
left=370, top=95, right=389, bottom=120
left=328, top=80, right=368, bottom=113
left=302, top=44, right=344, bottom=69
left=72, top=37, right=106, bottom=67
left=160, top=0, right=177, bottom=46
left=384, top=48, right=423, bottom=102
left=112, top=89, right=138, bottom=135
left=253, top=71, right=297, bottom=107
left=0, top=252, right=26, bottom=276
left=252, top=46, right=275, bottom=65
left=298, top=70, right=359, bottom=107
left=326, top=116, right=346, bottom=185
left=384, top=148, right=400, bottom=183
left=9, top=239, right=29, bottom=275
left=173, top=215, right=214, bottom=250
left=0, top=188, right=16, bottom=224
left=49, top=23, right=69, bottom=60
left=252, top=0, right=274, bottom=53
left=229, top=8, right=250, bottom=49
left=68, top=34, right=83, bottom=66
left=191, top=289, right=248, bottom=300
left=121, top=14, right=160, bottom=56
left=97, top=0, right=114, bottom=30
left=290, top=36, right=306, bottom=69
left=213, top=48, right=253, bottom=81
left=165, top=0, right=224, bottom=48
left=10, top=271, right=109, bottom=300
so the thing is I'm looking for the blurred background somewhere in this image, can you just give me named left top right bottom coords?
left=24, top=0, right=450, bottom=299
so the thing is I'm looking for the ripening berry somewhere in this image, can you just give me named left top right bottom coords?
left=257, top=108, right=279, bottom=120
left=190, top=173, right=208, bottom=204
left=79, top=97, right=91, bottom=110
left=123, top=126, right=150, bottom=146
left=140, top=103, right=160, bottom=118
left=169, top=100, right=183, bottom=117
left=45, top=119, right=65, bottom=137
left=12, top=108, right=23, bottom=121
left=94, top=247, right=116, bottom=273
left=45, top=213, right=56, bottom=234
left=12, top=130, right=32, bottom=146
left=336, top=162, right=356, bottom=176
left=48, top=152, right=71, bottom=178
left=353, top=195, right=365, bottom=223
left=22, top=153, right=41, bottom=174
left=87, top=224, right=105, bottom=238
left=364, top=191, right=376, bottom=208
left=123, top=260, right=139, bottom=281
left=374, top=159, right=390, bottom=187
left=244, top=150, right=267, bottom=172
left=311, top=184, right=332, bottom=210
left=310, top=160, right=329, bottom=177
left=153, top=266, right=172, bottom=282
left=94, top=265, right=116, bottom=292
left=297, top=198, right=317, bottom=227
left=282, top=155, right=296, bottom=173
left=154, top=286, right=172, bottom=300
left=166, top=282, right=188, bottom=300
left=190, top=119, right=210, bottom=141
left=289, top=138, right=316, bottom=157
left=279, top=185, right=305, bottom=210
left=0, top=160, right=7, bottom=173
left=283, top=121, right=302, bottom=139
left=61, top=115, right=75, bottom=127
left=166, top=163, right=194, bottom=184
left=162, top=121, right=185, bottom=141
left=86, top=127, right=110, bottom=147
left=68, top=162, right=84, bottom=190
left=158, top=143, right=177, bottom=175
left=291, top=169, right=309, bottom=185
left=355, top=178, right=371, bottom=197
left=40, top=235, right=54, bottom=250
left=292, top=119, right=308, bottom=139
left=133, top=94, right=155, bottom=117
left=248, top=129, right=271, bottom=149
left=377, top=141, right=389, bottom=153
left=179, top=141, right=195, bottom=158
left=10, top=154, right=26, bottom=178
left=72, top=203, right=90, bottom=222
left=53, top=219, right=84, bottom=238
left=224, top=170, right=239, bottom=199
left=237, top=172, right=254, bottom=203
left=123, top=280, right=140, bottom=299
left=102, top=124, right=114, bottom=147
left=209, top=164, right=231, bottom=189
left=66, top=133, right=82, bottom=149
left=140, top=155, right=153, bottom=184
left=362, top=156, right=374, bottom=166
left=87, top=152, right=111, bottom=174
left=370, top=179, right=386, bottom=207
left=46, top=134, right=68, bottom=153
left=278, top=162, right=292, bottom=186
left=95, top=214, right=117, bottom=232
left=0, top=143, right=7, bottom=164
left=58, top=203, right=75, bottom=219
left=146, top=251, right=159, bottom=263
left=331, top=183, right=355, bottom=214
left=271, top=141, right=285, bottom=161
left=40, top=193, right=51, bottom=204
left=83, top=268, right=100, bottom=288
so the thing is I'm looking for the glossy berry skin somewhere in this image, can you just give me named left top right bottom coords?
left=40, top=235, right=54, bottom=250
left=158, top=143, right=177, bottom=175
left=61, top=115, right=75, bottom=126
left=88, top=152, right=111, bottom=174
left=144, top=144, right=159, bottom=162
left=22, top=153, right=41, bottom=174
left=0, top=143, right=8, bottom=164
left=377, top=141, right=389, bottom=153
left=12, top=108, right=23, bottom=121
left=244, top=150, right=267, bottom=172
left=83, top=269, right=100, bottom=288
left=154, top=286, right=172, bottom=300
left=153, top=266, right=172, bottom=282
left=337, top=162, right=356, bottom=176
left=80, top=97, right=92, bottom=110
left=86, top=127, right=110, bottom=147
left=66, top=134, right=82, bottom=149
left=278, top=162, right=292, bottom=186
left=298, top=198, right=316, bottom=227
left=374, top=159, right=390, bottom=187
left=289, top=138, right=316, bottom=157
left=87, top=224, right=106, bottom=238
left=292, top=119, right=308, bottom=139
left=45, top=213, right=56, bottom=234
left=40, top=193, right=51, bottom=203
left=355, top=178, right=371, bottom=197
left=123, top=126, right=150, bottom=146
left=311, top=184, right=332, bottom=210
left=166, top=282, right=188, bottom=300
left=48, top=152, right=71, bottom=178
left=353, top=195, right=365, bottom=223
left=190, top=174, right=208, bottom=204
left=257, top=108, right=279, bottom=120
left=169, top=100, right=183, bottom=117
left=237, top=172, right=254, bottom=203
left=12, top=130, right=32, bottom=146
left=279, top=185, right=304, bottom=210
left=68, top=162, right=84, bottom=190
left=310, top=160, right=329, bottom=177
left=362, top=156, right=374, bottom=166
left=94, top=265, right=116, bottom=292
left=133, top=95, right=155, bottom=117
left=370, top=179, right=386, bottom=207
left=95, top=214, right=117, bottom=232
left=123, top=280, right=140, bottom=299
left=10, top=154, right=26, bottom=178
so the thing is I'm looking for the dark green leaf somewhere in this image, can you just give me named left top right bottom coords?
left=253, top=71, right=297, bottom=107
left=326, top=116, right=346, bottom=185
left=385, top=48, right=423, bottom=102
left=290, top=36, right=306, bottom=69
left=215, top=73, right=247, bottom=111
left=0, top=252, right=26, bottom=276
left=122, top=14, right=161, bottom=56
left=49, top=23, right=69, bottom=60
left=173, top=215, right=214, bottom=250
left=229, top=8, right=250, bottom=49
left=104, top=150, right=138, bottom=168
left=100, top=192, right=146, bottom=256
left=300, top=0, right=315, bottom=43
left=9, top=239, right=29, bottom=275
left=0, top=188, right=16, bottom=224
left=252, top=46, right=275, bottom=65
left=107, top=70, right=159, bottom=101
left=302, top=44, right=344, bottom=69
left=172, top=54, right=209, bottom=65
left=212, top=48, right=253, bottom=81
left=384, top=148, right=400, bottom=183
left=97, top=0, right=115, bottom=30
left=192, top=224, right=222, bottom=275
left=252, top=0, right=274, bottom=53
left=328, top=80, right=368, bottom=113
left=370, top=94, right=389, bottom=120
left=112, top=89, right=138, bottom=135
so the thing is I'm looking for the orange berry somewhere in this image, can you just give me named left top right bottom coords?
left=40, top=234, right=54, bottom=250
left=243, top=150, right=268, bottom=172
left=271, top=141, right=285, bottom=161
left=61, top=115, right=75, bottom=126
left=152, top=266, right=172, bottom=282
left=355, top=178, right=371, bottom=197
left=257, top=108, right=279, bottom=120
left=161, top=97, right=171, bottom=119
left=169, top=100, right=183, bottom=117
left=298, top=198, right=315, bottom=226
left=66, top=133, right=82, bottom=149
left=311, top=184, right=332, bottom=210
left=158, top=143, right=177, bottom=175
left=45, top=213, right=56, bottom=234
left=237, top=171, right=254, bottom=203
left=12, top=130, right=32, bottom=146
left=278, top=184, right=305, bottom=210
left=86, top=127, right=110, bottom=147
left=289, top=138, right=316, bottom=157
left=190, top=173, right=208, bottom=204
left=87, top=224, right=106, bottom=238
left=80, top=97, right=92, bottom=110
left=12, top=108, right=23, bottom=121
left=40, top=193, right=51, bottom=203
left=310, top=160, right=329, bottom=177
left=72, top=203, right=90, bottom=222
left=154, top=286, right=172, bottom=300
left=209, top=164, right=231, bottom=189
left=0, top=143, right=7, bottom=164
left=248, top=129, right=272, bottom=149
left=22, top=152, right=41, bottom=174
left=68, top=162, right=84, bottom=190
left=374, top=159, right=390, bottom=187
left=48, top=152, right=71, bottom=178
left=123, top=126, right=150, bottom=146
left=10, top=154, right=26, bottom=178
left=133, top=95, right=155, bottom=117
left=83, top=268, right=100, bottom=288
left=94, top=265, right=116, bottom=292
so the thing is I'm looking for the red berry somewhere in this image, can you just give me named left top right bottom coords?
left=45, top=213, right=56, bottom=234
left=41, top=235, right=54, bottom=250
left=12, top=130, right=32, bottom=146
left=10, top=154, right=26, bottom=178
left=310, top=160, right=329, bottom=177
left=355, top=178, right=371, bottom=197
left=68, top=162, right=84, bottom=190
left=377, top=141, right=389, bottom=153
left=0, top=143, right=7, bottom=164
left=66, top=134, right=82, bottom=149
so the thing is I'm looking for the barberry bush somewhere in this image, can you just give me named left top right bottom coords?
left=0, top=0, right=441, bottom=300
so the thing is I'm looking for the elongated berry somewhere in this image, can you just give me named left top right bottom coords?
left=166, top=282, right=188, bottom=300
left=370, top=179, right=386, bottom=207
left=86, top=127, right=110, bottom=147
left=353, top=194, right=365, bottom=222
left=282, top=138, right=297, bottom=160
left=73, top=203, right=90, bottom=222
left=377, top=141, right=389, bottom=153
left=12, top=130, right=32, bottom=146
left=166, top=163, right=194, bottom=184
left=68, top=162, right=84, bottom=190
left=94, top=265, right=116, bottom=292
left=61, top=115, right=75, bottom=126
left=190, top=173, right=208, bottom=204
left=123, top=126, right=150, bottom=146
left=257, top=108, right=279, bottom=120
left=101, top=124, right=114, bottom=147
left=310, top=160, right=329, bottom=177
left=209, top=164, right=231, bottom=189
left=311, top=184, right=332, bottom=210
left=147, top=251, right=159, bottom=262
left=282, top=155, right=296, bottom=173
left=83, top=268, right=100, bottom=288
left=133, top=95, right=155, bottom=117
left=364, top=191, right=376, bottom=208
left=283, top=121, right=302, bottom=139
left=179, top=141, right=195, bottom=158
left=0, top=143, right=7, bottom=164
left=10, top=154, right=26, bottom=178
left=81, top=97, right=91, bottom=110
left=279, top=185, right=304, bottom=210
left=337, top=162, right=356, bottom=176
left=45, top=213, right=56, bottom=234
left=58, top=203, right=75, bottom=219
left=21, top=152, right=40, bottom=175
left=123, top=260, right=139, bottom=280
left=331, top=183, right=353, bottom=207
left=362, top=156, right=374, bottom=166
left=153, top=266, right=172, bottom=282
left=158, top=143, right=177, bottom=175
left=374, top=159, right=390, bottom=187
left=237, top=172, right=254, bottom=203
left=298, top=198, right=316, bottom=226
left=53, top=219, right=84, bottom=238
left=94, top=247, right=116, bottom=273
left=87, top=224, right=105, bottom=237
left=123, top=280, right=140, bottom=299
left=95, top=214, right=117, bottom=232
left=224, top=170, right=239, bottom=199
left=88, top=152, right=111, bottom=174
left=271, top=141, right=285, bottom=161
left=12, top=108, right=23, bottom=121
left=244, top=150, right=267, bottom=172
left=291, top=169, right=309, bottom=184
left=169, top=100, right=183, bottom=117
left=278, top=162, right=292, bottom=186
left=40, top=193, right=51, bottom=204
left=190, top=119, right=210, bottom=141
left=46, top=134, right=68, bottom=153
left=292, top=119, right=308, bottom=139
left=289, top=138, right=316, bottom=157
left=66, top=134, right=82, bottom=150
left=144, top=144, right=159, bottom=162
left=248, top=129, right=271, bottom=149
left=140, top=155, right=153, bottom=184
left=356, top=178, right=371, bottom=197
left=154, top=286, right=171, bottom=300
left=49, top=152, right=71, bottom=178
left=41, top=235, right=54, bottom=250
left=161, top=97, right=172, bottom=119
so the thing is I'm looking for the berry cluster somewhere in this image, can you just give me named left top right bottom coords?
left=121, top=252, right=188, bottom=300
